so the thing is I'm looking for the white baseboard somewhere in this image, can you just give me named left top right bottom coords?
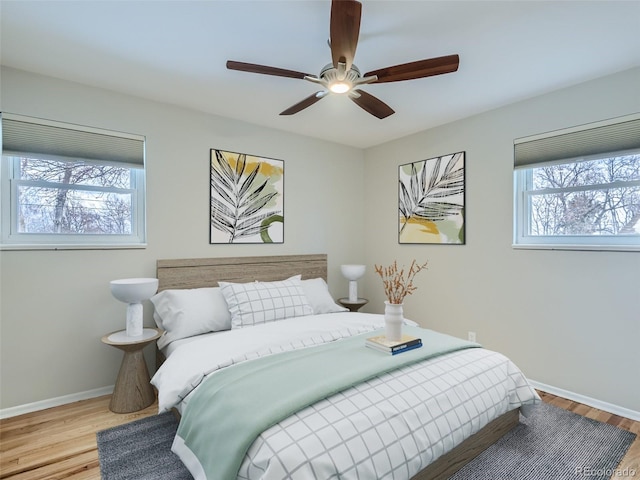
left=2, top=380, right=638, bottom=423
left=530, top=379, right=640, bottom=422
left=0, top=385, right=114, bottom=419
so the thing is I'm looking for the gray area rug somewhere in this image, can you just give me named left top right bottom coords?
left=97, top=411, right=191, bottom=480
left=97, top=402, right=636, bottom=480
left=449, top=402, right=636, bottom=480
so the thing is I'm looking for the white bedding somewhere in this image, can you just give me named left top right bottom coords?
left=159, top=330, right=222, bottom=358
left=151, top=312, right=540, bottom=480
left=153, top=312, right=414, bottom=412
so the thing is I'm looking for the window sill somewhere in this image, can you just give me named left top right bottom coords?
left=512, top=243, right=640, bottom=252
left=0, top=243, right=147, bottom=251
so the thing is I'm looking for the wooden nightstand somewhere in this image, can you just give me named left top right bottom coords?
left=101, top=328, right=162, bottom=413
left=338, top=297, right=369, bottom=312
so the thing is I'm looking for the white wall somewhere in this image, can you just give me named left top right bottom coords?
left=0, top=67, right=366, bottom=409
left=362, top=67, right=640, bottom=412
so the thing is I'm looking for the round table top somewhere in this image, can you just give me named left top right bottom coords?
left=101, top=327, right=162, bottom=346
left=338, top=297, right=369, bottom=305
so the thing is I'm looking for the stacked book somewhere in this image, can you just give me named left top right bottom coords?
left=365, top=334, right=422, bottom=355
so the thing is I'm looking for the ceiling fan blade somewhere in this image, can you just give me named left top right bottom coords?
left=280, top=92, right=326, bottom=116
left=350, top=90, right=395, bottom=119
left=365, top=54, right=460, bottom=83
left=330, top=0, right=362, bottom=72
left=227, top=60, right=312, bottom=80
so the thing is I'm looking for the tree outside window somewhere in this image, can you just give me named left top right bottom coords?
left=15, top=157, right=133, bottom=235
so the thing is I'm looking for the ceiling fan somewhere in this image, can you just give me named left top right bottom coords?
left=226, top=0, right=459, bottom=119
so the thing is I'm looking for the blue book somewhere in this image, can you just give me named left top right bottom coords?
left=365, top=339, right=423, bottom=355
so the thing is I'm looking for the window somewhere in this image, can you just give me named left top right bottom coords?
left=514, top=114, right=640, bottom=251
left=1, top=113, right=147, bottom=249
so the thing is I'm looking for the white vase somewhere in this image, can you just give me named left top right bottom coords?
left=384, top=301, right=403, bottom=341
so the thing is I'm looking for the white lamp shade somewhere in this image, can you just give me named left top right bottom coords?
left=340, top=264, right=366, bottom=281
left=110, top=278, right=159, bottom=303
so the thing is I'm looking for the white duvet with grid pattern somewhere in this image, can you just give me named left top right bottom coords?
left=237, top=347, right=538, bottom=479
left=153, top=313, right=539, bottom=480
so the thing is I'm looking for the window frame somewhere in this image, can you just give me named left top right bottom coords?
left=1, top=114, right=147, bottom=250
left=513, top=149, right=640, bottom=252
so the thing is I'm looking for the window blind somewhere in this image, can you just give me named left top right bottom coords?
left=1, top=113, right=145, bottom=167
left=514, top=113, right=640, bottom=169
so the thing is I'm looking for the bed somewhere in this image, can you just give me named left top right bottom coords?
left=150, top=254, right=540, bottom=480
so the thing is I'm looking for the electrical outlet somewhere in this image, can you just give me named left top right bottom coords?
left=468, top=331, right=477, bottom=343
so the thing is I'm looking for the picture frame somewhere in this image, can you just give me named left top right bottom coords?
left=210, top=149, right=284, bottom=244
left=398, top=151, right=465, bottom=244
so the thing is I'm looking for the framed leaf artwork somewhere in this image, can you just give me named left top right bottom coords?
left=398, top=151, right=465, bottom=244
left=210, top=149, right=284, bottom=244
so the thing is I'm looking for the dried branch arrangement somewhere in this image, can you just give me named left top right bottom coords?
left=374, top=259, right=429, bottom=305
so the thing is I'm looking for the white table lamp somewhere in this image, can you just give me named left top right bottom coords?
left=340, top=264, right=366, bottom=302
left=110, top=278, right=158, bottom=337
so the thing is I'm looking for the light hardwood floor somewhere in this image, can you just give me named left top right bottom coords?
left=0, top=391, right=638, bottom=479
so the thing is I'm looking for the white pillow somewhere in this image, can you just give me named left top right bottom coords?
left=301, top=278, right=347, bottom=314
left=220, top=275, right=314, bottom=329
left=150, top=287, right=231, bottom=349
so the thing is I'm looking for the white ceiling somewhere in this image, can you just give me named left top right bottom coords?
left=2, top=1, right=639, bottom=149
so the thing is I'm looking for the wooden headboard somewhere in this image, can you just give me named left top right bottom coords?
left=156, top=254, right=327, bottom=291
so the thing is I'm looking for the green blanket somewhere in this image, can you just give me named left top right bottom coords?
left=175, top=326, right=479, bottom=479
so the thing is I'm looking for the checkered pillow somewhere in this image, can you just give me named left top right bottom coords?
left=219, top=275, right=314, bottom=329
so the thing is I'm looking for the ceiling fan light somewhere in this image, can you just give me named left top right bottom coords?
left=329, top=81, right=350, bottom=94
